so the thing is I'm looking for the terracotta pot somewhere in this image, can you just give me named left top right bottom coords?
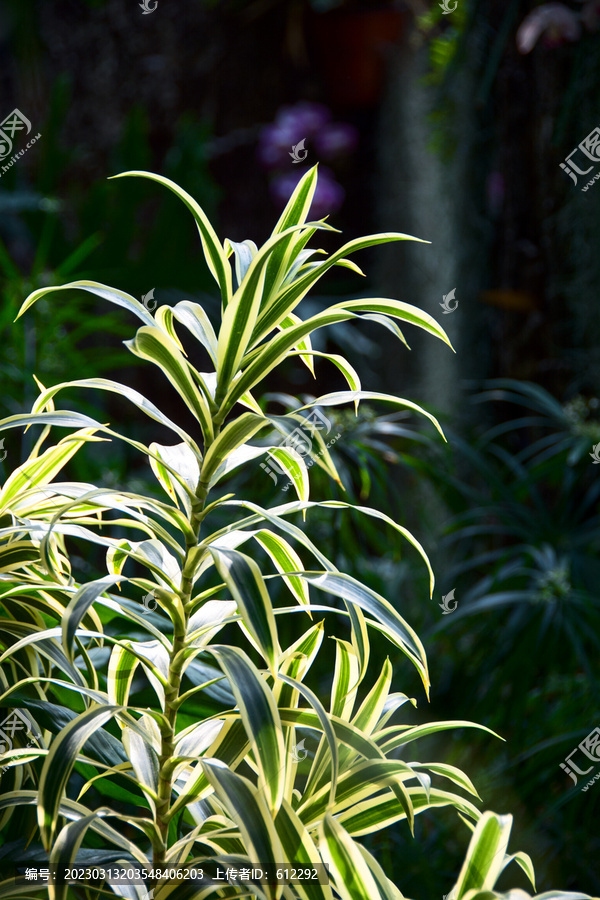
left=310, top=8, right=404, bottom=108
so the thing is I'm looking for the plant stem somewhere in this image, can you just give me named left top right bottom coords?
left=152, top=428, right=218, bottom=869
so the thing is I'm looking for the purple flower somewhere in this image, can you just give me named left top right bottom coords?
left=270, top=166, right=345, bottom=218
left=257, top=124, right=295, bottom=168
left=315, top=122, right=359, bottom=160
left=257, top=102, right=333, bottom=169
left=277, top=102, right=331, bottom=137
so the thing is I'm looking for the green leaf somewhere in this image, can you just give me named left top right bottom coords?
left=0, top=790, right=149, bottom=865
left=17, top=280, right=156, bottom=327
left=220, top=307, right=353, bottom=415
left=0, top=411, right=103, bottom=438
left=329, top=296, right=452, bottom=349
left=210, top=548, right=280, bottom=671
left=499, top=852, right=536, bottom=892
left=253, top=230, right=430, bottom=345
left=38, top=706, right=120, bottom=848
left=274, top=799, right=334, bottom=900
left=300, top=351, right=361, bottom=399
left=126, top=640, right=171, bottom=710
left=298, top=571, right=430, bottom=697
left=272, top=166, right=320, bottom=236
left=253, top=529, right=311, bottom=610
left=202, top=413, right=269, bottom=486
left=0, top=541, right=40, bottom=573
left=206, top=645, right=285, bottom=813
left=110, top=170, right=232, bottom=302
left=216, top=223, right=324, bottom=400
left=227, top=238, right=258, bottom=288
left=0, top=626, right=87, bottom=688
left=171, top=300, right=219, bottom=366
left=0, top=428, right=101, bottom=510
left=221, top=303, right=450, bottom=420
left=185, top=600, right=238, bottom=650
left=279, top=672, right=339, bottom=808
left=148, top=441, right=200, bottom=510
left=409, top=761, right=480, bottom=799
left=125, top=326, right=214, bottom=442
left=201, top=760, right=284, bottom=883
left=107, top=644, right=138, bottom=709
left=29, top=377, right=196, bottom=446
left=300, top=758, right=416, bottom=833
left=261, top=168, right=322, bottom=306
left=278, top=707, right=385, bottom=767
left=351, top=658, right=392, bottom=735
left=330, top=640, right=360, bottom=721
left=62, top=575, right=125, bottom=662
left=319, top=813, right=382, bottom=900
left=174, top=719, right=225, bottom=760
left=452, top=812, right=513, bottom=899
left=280, top=312, right=316, bottom=377
left=294, top=390, right=445, bottom=441
left=265, top=446, right=310, bottom=502
left=275, top=622, right=325, bottom=713
left=354, top=844, right=405, bottom=900
left=49, top=815, right=97, bottom=900
left=376, top=720, right=502, bottom=754
left=337, top=786, right=481, bottom=837
left=122, top=722, right=159, bottom=802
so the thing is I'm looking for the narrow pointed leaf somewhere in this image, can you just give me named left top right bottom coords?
left=210, top=548, right=279, bottom=670
left=17, top=280, right=156, bottom=326
left=200, top=760, right=285, bottom=898
left=125, top=326, right=214, bottom=440
left=62, top=575, right=125, bottom=662
left=110, top=171, right=232, bottom=302
left=38, top=706, right=120, bottom=847
left=206, top=645, right=285, bottom=813
left=253, top=529, right=310, bottom=610
left=319, top=813, right=381, bottom=900
left=452, top=812, right=513, bottom=899
left=299, top=571, right=429, bottom=696
left=202, top=413, right=269, bottom=485
left=171, top=300, right=219, bottom=365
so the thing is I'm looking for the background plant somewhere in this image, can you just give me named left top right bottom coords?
left=0, top=169, right=591, bottom=900
left=369, top=379, right=600, bottom=894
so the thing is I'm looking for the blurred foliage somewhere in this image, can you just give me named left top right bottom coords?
left=245, top=376, right=600, bottom=894
left=370, top=379, right=600, bottom=894
left=0, top=77, right=221, bottom=484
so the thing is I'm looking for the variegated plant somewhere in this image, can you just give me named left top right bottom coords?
left=0, top=167, right=592, bottom=900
